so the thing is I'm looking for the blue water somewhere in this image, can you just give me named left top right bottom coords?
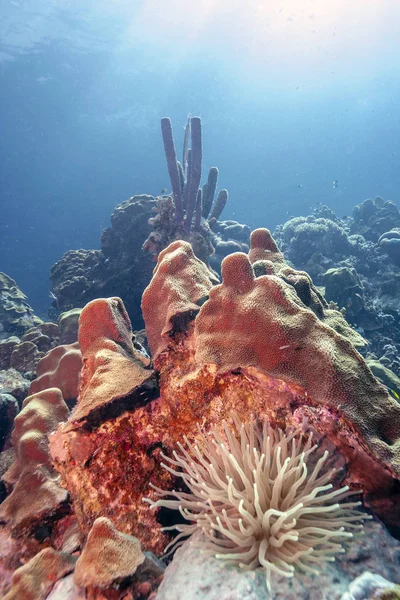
left=1, top=0, right=400, bottom=315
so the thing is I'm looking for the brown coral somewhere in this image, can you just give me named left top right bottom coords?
left=49, top=298, right=165, bottom=551
left=3, top=388, right=69, bottom=487
left=141, top=241, right=217, bottom=359
left=70, top=297, right=158, bottom=425
left=3, top=547, right=75, bottom=600
left=30, top=342, right=82, bottom=403
left=0, top=388, right=69, bottom=532
left=74, top=517, right=145, bottom=588
left=195, top=249, right=400, bottom=477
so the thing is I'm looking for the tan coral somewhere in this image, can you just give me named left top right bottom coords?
left=3, top=388, right=69, bottom=487
left=248, top=227, right=285, bottom=267
left=9, top=340, right=45, bottom=373
left=58, top=308, right=82, bottom=344
left=195, top=249, right=400, bottom=477
left=50, top=299, right=166, bottom=552
left=74, top=517, right=145, bottom=588
left=69, top=297, right=157, bottom=425
left=8, top=322, right=59, bottom=373
left=0, top=388, right=70, bottom=532
left=249, top=229, right=366, bottom=347
left=141, top=240, right=216, bottom=359
left=30, top=342, right=82, bottom=403
left=3, top=547, right=75, bottom=600
left=0, top=468, right=69, bottom=533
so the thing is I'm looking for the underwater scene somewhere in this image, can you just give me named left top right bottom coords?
left=1, top=1, right=400, bottom=599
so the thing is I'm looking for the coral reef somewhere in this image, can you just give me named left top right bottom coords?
left=274, top=199, right=400, bottom=380
left=58, top=308, right=82, bottom=344
left=2, top=176, right=400, bottom=597
left=379, top=228, right=400, bottom=267
left=7, top=322, right=59, bottom=373
left=366, top=358, right=400, bottom=401
left=142, top=240, right=218, bottom=359
left=0, top=273, right=60, bottom=379
left=0, top=393, right=18, bottom=453
left=43, top=228, right=400, bottom=595
left=71, top=297, right=157, bottom=424
left=0, top=367, right=31, bottom=404
left=0, top=272, right=42, bottom=338
left=0, top=306, right=79, bottom=477
left=210, top=219, right=251, bottom=274
left=50, top=248, right=104, bottom=312
left=49, top=298, right=166, bottom=552
left=351, top=197, right=400, bottom=242
left=341, top=572, right=400, bottom=600
left=279, top=215, right=350, bottom=268
left=49, top=119, right=249, bottom=329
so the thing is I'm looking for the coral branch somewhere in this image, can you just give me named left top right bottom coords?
left=194, top=189, right=203, bottom=231
left=202, top=166, right=219, bottom=217
left=161, top=117, right=184, bottom=222
left=184, top=116, right=203, bottom=233
left=182, top=114, right=191, bottom=178
left=209, top=189, right=229, bottom=221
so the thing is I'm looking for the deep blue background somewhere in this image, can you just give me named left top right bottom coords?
left=1, top=0, right=400, bottom=315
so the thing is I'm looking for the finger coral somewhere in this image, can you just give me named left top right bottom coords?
left=145, top=417, right=368, bottom=590
left=143, top=117, right=229, bottom=264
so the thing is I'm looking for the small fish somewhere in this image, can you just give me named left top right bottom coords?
left=279, top=345, right=291, bottom=350
left=160, top=188, right=168, bottom=194
left=374, top=375, right=399, bottom=400
left=49, top=291, right=57, bottom=301
left=332, top=180, right=339, bottom=188
left=297, top=184, right=303, bottom=188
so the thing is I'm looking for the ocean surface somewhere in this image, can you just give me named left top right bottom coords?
left=1, top=0, right=400, bottom=315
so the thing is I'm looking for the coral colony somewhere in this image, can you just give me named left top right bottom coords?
left=143, top=116, right=229, bottom=264
left=1, top=117, right=400, bottom=599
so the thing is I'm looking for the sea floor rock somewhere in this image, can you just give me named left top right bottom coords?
left=0, top=272, right=42, bottom=338
left=0, top=368, right=30, bottom=404
left=340, top=571, right=400, bottom=600
left=156, top=519, right=400, bottom=600
left=46, top=574, right=85, bottom=600
left=0, top=393, right=18, bottom=451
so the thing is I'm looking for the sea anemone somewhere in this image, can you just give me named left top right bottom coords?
left=144, top=416, right=369, bottom=589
